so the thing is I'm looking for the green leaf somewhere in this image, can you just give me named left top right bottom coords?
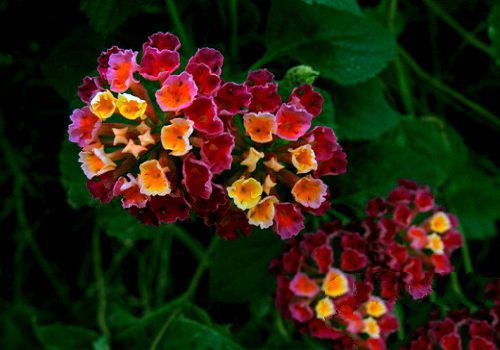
left=42, top=27, right=104, bottom=102
left=59, top=140, right=95, bottom=209
left=209, top=229, right=283, bottom=303
left=313, top=87, right=336, bottom=129
left=334, top=78, right=400, bottom=141
left=332, top=118, right=465, bottom=211
left=488, top=4, right=500, bottom=65
left=264, top=0, right=397, bottom=85
left=445, top=166, right=500, bottom=240
left=80, top=0, right=143, bottom=36
left=302, top=0, right=362, bottom=16
left=160, top=316, right=245, bottom=350
left=114, top=302, right=243, bottom=350
left=34, top=323, right=99, bottom=350
left=97, top=203, right=184, bottom=241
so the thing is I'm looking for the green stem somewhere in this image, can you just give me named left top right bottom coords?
left=182, top=235, right=220, bottom=300
left=388, top=0, right=415, bottom=116
left=104, top=240, right=134, bottom=280
left=148, top=308, right=182, bottom=350
left=0, top=114, right=70, bottom=305
left=155, top=233, right=173, bottom=305
left=423, top=0, right=493, bottom=58
left=171, top=227, right=204, bottom=261
left=229, top=0, right=239, bottom=61
left=166, top=0, right=195, bottom=54
left=148, top=235, right=220, bottom=350
left=249, top=52, right=276, bottom=71
left=138, top=254, right=151, bottom=314
left=460, top=228, right=474, bottom=274
left=400, top=48, right=500, bottom=130
left=92, top=225, right=111, bottom=340
left=450, top=272, right=478, bottom=311
left=394, top=302, right=405, bottom=341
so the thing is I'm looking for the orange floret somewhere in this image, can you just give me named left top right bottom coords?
left=322, top=269, right=349, bottom=298
left=263, top=156, right=284, bottom=172
left=263, top=174, right=277, bottom=195
left=160, top=118, right=194, bottom=156
left=247, top=196, right=278, bottom=229
left=365, top=297, right=387, bottom=318
left=90, top=90, right=116, bottom=120
left=116, top=93, right=147, bottom=120
left=241, top=147, right=264, bottom=172
left=122, top=139, right=147, bottom=159
left=112, top=126, right=129, bottom=146
left=291, top=175, right=327, bottom=209
left=362, top=317, right=381, bottom=338
left=315, top=297, right=336, bottom=320
left=243, top=112, right=276, bottom=143
left=429, top=211, right=451, bottom=234
left=288, top=144, right=317, bottom=174
left=426, top=233, right=444, bottom=254
left=79, top=146, right=116, bottom=179
left=138, top=159, right=171, bottom=196
left=227, top=177, right=263, bottom=210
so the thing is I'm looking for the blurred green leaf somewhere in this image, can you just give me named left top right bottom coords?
left=160, top=316, right=244, bottom=350
left=59, top=140, right=95, bottom=209
left=488, top=4, right=500, bottom=64
left=42, top=27, right=103, bottom=102
left=302, top=0, right=362, bottom=16
left=114, top=302, right=243, bottom=350
left=80, top=0, right=144, bottom=37
left=97, top=203, right=183, bottom=241
left=34, top=323, right=99, bottom=350
left=209, top=229, right=283, bottom=303
left=264, top=0, right=397, bottom=85
left=334, top=79, right=400, bottom=141
left=313, top=87, right=336, bottom=129
left=446, top=166, right=500, bottom=240
left=333, top=118, right=465, bottom=211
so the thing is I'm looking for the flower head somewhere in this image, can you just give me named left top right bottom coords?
left=68, top=32, right=345, bottom=240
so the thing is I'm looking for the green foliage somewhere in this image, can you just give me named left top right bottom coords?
left=42, top=27, right=103, bottom=103
left=446, top=167, right=500, bottom=240
left=334, top=78, right=400, bottom=141
left=302, top=0, right=362, bottom=16
left=113, top=302, right=244, bottom=349
left=3, top=0, right=499, bottom=349
left=59, top=140, right=95, bottom=209
left=80, top=0, right=145, bottom=37
left=264, top=0, right=397, bottom=85
left=34, top=323, right=99, bottom=350
left=488, top=4, right=500, bottom=63
left=209, top=229, right=283, bottom=303
left=97, top=203, right=188, bottom=241
left=333, top=118, right=464, bottom=210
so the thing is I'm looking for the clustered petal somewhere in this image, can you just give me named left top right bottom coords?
left=270, top=180, right=464, bottom=349
left=67, top=32, right=346, bottom=240
left=405, top=280, right=500, bottom=350
left=271, top=227, right=398, bottom=349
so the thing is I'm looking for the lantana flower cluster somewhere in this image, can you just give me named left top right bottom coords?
left=67, top=32, right=346, bottom=239
left=270, top=227, right=399, bottom=350
left=404, top=280, right=500, bottom=350
left=359, top=179, right=463, bottom=299
left=270, top=180, right=464, bottom=349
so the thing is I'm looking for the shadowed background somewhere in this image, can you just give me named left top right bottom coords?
left=0, top=0, right=498, bottom=349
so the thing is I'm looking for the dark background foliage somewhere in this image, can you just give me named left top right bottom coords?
left=0, top=0, right=498, bottom=349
